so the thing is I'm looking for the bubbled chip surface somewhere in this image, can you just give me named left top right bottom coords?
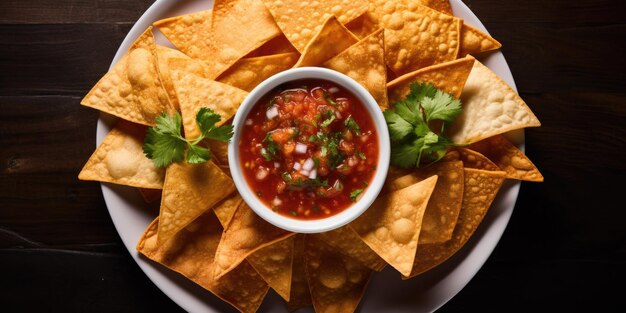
left=293, top=16, right=359, bottom=68
left=218, top=52, right=299, bottom=92
left=469, top=135, right=544, bottom=182
left=247, top=236, right=295, bottom=301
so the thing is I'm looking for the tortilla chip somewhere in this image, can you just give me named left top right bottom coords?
left=213, top=203, right=294, bottom=279
left=169, top=58, right=248, bottom=140
left=449, top=147, right=500, bottom=171
left=78, top=120, right=164, bottom=188
left=157, top=161, right=235, bottom=245
left=293, top=16, right=359, bottom=68
left=287, top=234, right=312, bottom=312
left=459, top=23, right=502, bottom=57
left=323, top=28, right=388, bottom=107
left=155, top=45, right=189, bottom=111
left=387, top=56, right=475, bottom=108
left=345, top=11, right=379, bottom=39
left=368, top=1, right=461, bottom=75
left=261, top=0, right=368, bottom=52
left=387, top=161, right=464, bottom=244
left=449, top=60, right=541, bottom=144
left=217, top=52, right=299, bottom=92
left=305, top=236, right=373, bottom=313
left=469, top=135, right=544, bottom=182
left=137, top=214, right=269, bottom=313
left=350, top=175, right=438, bottom=276
left=138, top=188, right=162, bottom=203
left=207, top=139, right=230, bottom=166
left=247, top=236, right=295, bottom=301
left=214, top=193, right=243, bottom=227
left=245, top=34, right=298, bottom=57
left=81, top=27, right=172, bottom=126
left=405, top=168, right=506, bottom=278
left=421, top=0, right=453, bottom=15
left=313, top=225, right=387, bottom=272
left=153, top=10, right=212, bottom=60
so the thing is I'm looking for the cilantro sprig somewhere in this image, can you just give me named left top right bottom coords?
left=384, top=82, right=462, bottom=168
left=143, top=108, right=233, bottom=168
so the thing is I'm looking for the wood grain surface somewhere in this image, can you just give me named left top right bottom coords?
left=1, top=0, right=624, bottom=312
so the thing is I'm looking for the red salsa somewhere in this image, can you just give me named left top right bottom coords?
left=239, top=79, right=379, bottom=220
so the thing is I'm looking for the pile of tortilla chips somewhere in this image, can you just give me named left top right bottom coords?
left=79, top=0, right=542, bottom=312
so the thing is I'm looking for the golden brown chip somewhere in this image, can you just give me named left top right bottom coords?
left=213, top=203, right=294, bottom=279
left=138, top=188, right=162, bottom=204
left=78, top=120, right=164, bottom=188
left=345, top=11, right=379, bottom=39
left=157, top=161, right=235, bottom=245
left=244, top=34, right=298, bottom=57
left=247, top=236, right=295, bottom=301
left=137, top=213, right=269, bottom=313
left=454, top=147, right=500, bottom=171
left=213, top=193, right=243, bottom=227
left=350, top=175, right=438, bottom=276
left=421, top=0, right=453, bottom=15
left=405, top=168, right=506, bottom=278
left=293, top=16, right=359, bottom=68
left=168, top=58, right=248, bottom=139
left=459, top=23, right=502, bottom=57
left=207, top=139, right=230, bottom=166
left=312, top=225, right=387, bottom=271
left=81, top=27, right=172, bottom=126
left=323, top=28, right=388, bottom=107
left=387, top=161, right=464, bottom=244
left=261, top=0, right=368, bottom=52
left=386, top=56, right=475, bottom=108
left=287, top=234, right=312, bottom=312
left=368, top=1, right=461, bottom=75
left=153, top=10, right=212, bottom=60
left=305, top=236, right=373, bottom=313
left=217, top=52, right=299, bottom=92
left=449, top=60, right=541, bottom=144
left=469, top=135, right=544, bottom=182
left=155, top=45, right=189, bottom=111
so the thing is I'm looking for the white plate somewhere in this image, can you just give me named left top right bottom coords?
left=97, top=1, right=523, bottom=312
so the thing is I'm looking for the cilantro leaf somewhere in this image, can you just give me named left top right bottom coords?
left=344, top=115, right=361, bottom=135
left=383, top=110, right=413, bottom=141
left=384, top=83, right=462, bottom=168
left=349, top=189, right=364, bottom=202
left=421, top=90, right=462, bottom=123
left=143, top=108, right=234, bottom=168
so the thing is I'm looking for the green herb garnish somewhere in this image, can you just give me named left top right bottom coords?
left=383, top=82, right=461, bottom=168
left=261, top=133, right=280, bottom=161
left=349, top=189, right=363, bottom=201
left=143, top=108, right=233, bottom=168
left=344, top=115, right=361, bottom=135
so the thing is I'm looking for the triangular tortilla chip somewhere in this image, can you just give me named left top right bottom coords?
left=387, top=56, right=475, bottom=108
left=153, top=10, right=212, bottom=60
left=293, top=16, right=359, bottom=68
left=247, top=236, right=295, bottom=301
left=346, top=11, right=379, bottom=39
left=155, top=45, right=189, bottom=111
left=312, top=225, right=387, bottom=271
left=350, top=175, right=438, bottom=276
left=449, top=60, right=541, bottom=144
left=287, top=234, right=312, bottom=312
left=137, top=213, right=269, bottom=313
left=78, top=120, right=164, bottom=188
left=454, top=147, right=501, bottom=171
left=323, top=28, right=388, bottom=107
left=207, top=139, right=230, bottom=166
left=305, top=236, right=373, bottom=313
left=368, top=0, right=461, bottom=75
left=261, top=0, right=368, bottom=52
left=81, top=27, right=172, bottom=126
left=405, top=168, right=506, bottom=278
left=169, top=58, right=248, bottom=140
left=422, top=0, right=453, bottom=15
left=217, top=52, right=299, bottom=92
left=459, top=23, right=502, bottom=57
left=138, top=188, right=162, bottom=203
left=213, top=203, right=294, bottom=279
left=245, top=34, right=298, bottom=57
left=469, top=135, right=544, bottom=182
left=157, top=161, right=235, bottom=245
left=214, top=193, right=243, bottom=227
left=387, top=161, right=465, bottom=244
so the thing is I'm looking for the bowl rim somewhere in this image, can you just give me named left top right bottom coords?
left=227, top=67, right=391, bottom=233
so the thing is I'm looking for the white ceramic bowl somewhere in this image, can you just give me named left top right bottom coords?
left=228, top=67, right=390, bottom=233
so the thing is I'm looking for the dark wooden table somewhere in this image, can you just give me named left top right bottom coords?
left=1, top=0, right=624, bottom=312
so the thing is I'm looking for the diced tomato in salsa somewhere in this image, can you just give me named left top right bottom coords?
left=239, top=79, right=378, bottom=220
